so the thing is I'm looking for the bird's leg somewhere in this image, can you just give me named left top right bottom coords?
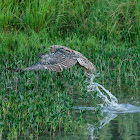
left=85, top=69, right=92, bottom=78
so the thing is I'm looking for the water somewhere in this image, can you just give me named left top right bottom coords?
left=72, top=74, right=140, bottom=139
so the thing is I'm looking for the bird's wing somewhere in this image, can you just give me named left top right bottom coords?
left=75, top=51, right=96, bottom=72
left=23, top=63, right=46, bottom=71
left=24, top=51, right=77, bottom=72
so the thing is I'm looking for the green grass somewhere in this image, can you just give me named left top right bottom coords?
left=0, top=0, right=139, bottom=139
left=0, top=0, right=139, bottom=43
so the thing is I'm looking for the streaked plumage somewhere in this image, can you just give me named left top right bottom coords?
left=8, top=45, right=96, bottom=77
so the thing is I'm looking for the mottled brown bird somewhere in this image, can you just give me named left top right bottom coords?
left=8, top=45, right=96, bottom=77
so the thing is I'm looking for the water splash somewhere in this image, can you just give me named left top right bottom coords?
left=73, top=74, right=140, bottom=113
left=73, top=74, right=140, bottom=139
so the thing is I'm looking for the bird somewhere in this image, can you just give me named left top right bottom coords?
left=7, top=45, right=96, bottom=78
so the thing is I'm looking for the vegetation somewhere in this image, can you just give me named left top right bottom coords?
left=0, top=0, right=139, bottom=139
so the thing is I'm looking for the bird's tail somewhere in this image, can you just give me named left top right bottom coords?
left=6, top=67, right=23, bottom=72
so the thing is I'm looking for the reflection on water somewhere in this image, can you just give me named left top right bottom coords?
left=86, top=113, right=117, bottom=140
left=72, top=74, right=140, bottom=139
left=84, top=112, right=140, bottom=140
